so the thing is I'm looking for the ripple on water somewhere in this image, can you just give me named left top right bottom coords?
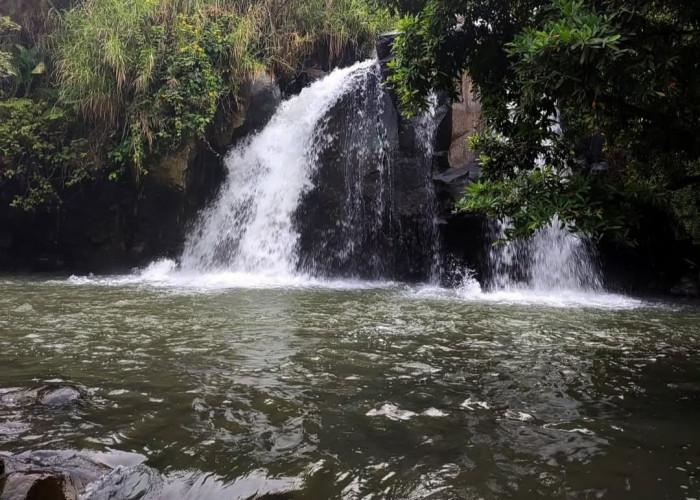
left=0, top=276, right=699, bottom=499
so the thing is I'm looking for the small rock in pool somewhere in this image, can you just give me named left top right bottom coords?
left=0, top=386, right=87, bottom=408
left=38, top=386, right=86, bottom=407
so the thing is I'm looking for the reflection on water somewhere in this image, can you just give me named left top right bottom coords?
left=0, top=276, right=699, bottom=499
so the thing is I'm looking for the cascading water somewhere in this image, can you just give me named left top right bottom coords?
left=413, top=94, right=444, bottom=282
left=487, top=219, right=603, bottom=292
left=180, top=60, right=378, bottom=276
left=173, top=56, right=604, bottom=298
left=180, top=59, right=441, bottom=281
left=474, top=109, right=604, bottom=295
left=295, top=62, right=396, bottom=278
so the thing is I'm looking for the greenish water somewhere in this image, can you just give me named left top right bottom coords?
left=1, top=276, right=699, bottom=499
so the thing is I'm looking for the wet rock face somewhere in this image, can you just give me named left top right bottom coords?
left=295, top=62, right=447, bottom=282
left=433, top=161, right=481, bottom=207
left=295, top=73, right=403, bottom=279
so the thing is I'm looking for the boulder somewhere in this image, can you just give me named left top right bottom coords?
left=0, top=472, right=78, bottom=500
left=433, top=161, right=481, bottom=207
left=296, top=78, right=400, bottom=278
left=227, top=72, right=282, bottom=142
left=296, top=61, right=445, bottom=281
left=0, top=451, right=112, bottom=499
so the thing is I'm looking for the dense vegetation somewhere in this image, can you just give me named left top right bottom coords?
left=380, top=0, right=700, bottom=247
left=0, top=0, right=390, bottom=210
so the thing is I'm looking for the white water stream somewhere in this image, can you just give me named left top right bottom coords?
left=487, top=219, right=603, bottom=292
left=180, top=60, right=378, bottom=276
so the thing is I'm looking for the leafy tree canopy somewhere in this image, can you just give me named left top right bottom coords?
left=381, top=0, right=700, bottom=245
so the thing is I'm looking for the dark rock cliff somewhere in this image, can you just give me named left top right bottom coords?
left=0, top=74, right=281, bottom=274
left=294, top=33, right=488, bottom=283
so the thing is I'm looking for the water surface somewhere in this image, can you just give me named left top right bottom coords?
left=1, top=276, right=699, bottom=499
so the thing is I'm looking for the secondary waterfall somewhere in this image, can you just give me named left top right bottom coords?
left=486, top=219, right=603, bottom=292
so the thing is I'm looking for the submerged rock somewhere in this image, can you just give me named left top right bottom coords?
left=0, top=385, right=87, bottom=408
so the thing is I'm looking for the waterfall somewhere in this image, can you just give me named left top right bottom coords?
left=414, top=94, right=443, bottom=283
left=180, top=59, right=441, bottom=281
left=180, top=60, right=378, bottom=276
left=487, top=219, right=603, bottom=292
left=296, top=61, right=396, bottom=278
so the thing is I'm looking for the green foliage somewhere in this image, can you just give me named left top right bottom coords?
left=12, top=44, right=46, bottom=97
left=385, top=0, right=547, bottom=117
left=672, top=185, right=700, bottom=244
left=1, top=15, right=47, bottom=99
left=0, top=99, right=94, bottom=211
left=459, top=168, right=664, bottom=244
left=387, top=0, right=700, bottom=245
left=0, top=16, right=21, bottom=97
left=51, top=0, right=386, bottom=182
left=0, top=1, right=391, bottom=211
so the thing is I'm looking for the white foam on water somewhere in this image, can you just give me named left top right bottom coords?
left=405, top=281, right=644, bottom=310
left=422, top=408, right=448, bottom=417
left=366, top=404, right=448, bottom=421
left=460, top=398, right=491, bottom=411
left=64, top=257, right=645, bottom=310
left=67, top=259, right=395, bottom=292
left=504, top=410, right=535, bottom=422
left=366, top=404, right=416, bottom=421
left=64, top=257, right=645, bottom=309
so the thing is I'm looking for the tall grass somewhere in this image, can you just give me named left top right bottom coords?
left=47, top=0, right=394, bottom=180
left=52, top=0, right=388, bottom=127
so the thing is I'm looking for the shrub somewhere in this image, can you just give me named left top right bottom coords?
left=0, top=98, right=94, bottom=211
